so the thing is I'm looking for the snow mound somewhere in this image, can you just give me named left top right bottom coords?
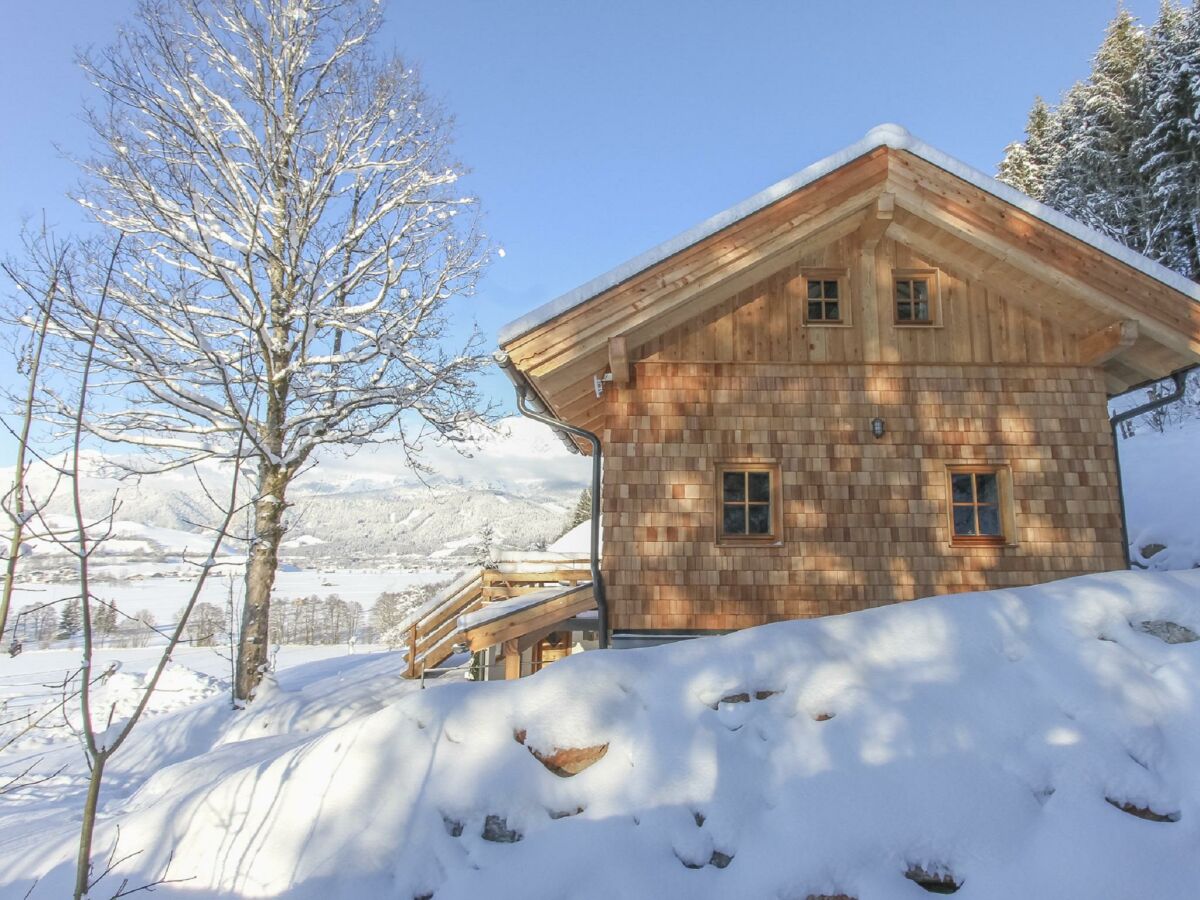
left=548, top=517, right=601, bottom=554
left=1120, top=420, right=1200, bottom=570
left=3, top=571, right=1200, bottom=899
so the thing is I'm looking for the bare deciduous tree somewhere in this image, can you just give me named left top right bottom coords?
left=34, top=237, right=250, bottom=899
left=0, top=225, right=71, bottom=643
left=60, top=0, right=493, bottom=701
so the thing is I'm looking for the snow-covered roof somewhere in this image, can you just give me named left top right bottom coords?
left=499, top=123, right=1200, bottom=346
left=456, top=581, right=594, bottom=632
left=547, top=517, right=602, bottom=554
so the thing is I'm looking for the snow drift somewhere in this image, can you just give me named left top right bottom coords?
left=1120, top=421, right=1200, bottom=570
left=3, top=570, right=1200, bottom=899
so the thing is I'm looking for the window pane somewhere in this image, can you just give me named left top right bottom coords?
left=898, top=301, right=912, bottom=321
left=975, top=473, right=998, bottom=503
left=952, top=506, right=976, bottom=536
left=807, top=280, right=822, bottom=300
left=824, top=280, right=839, bottom=299
left=913, top=279, right=929, bottom=301
left=826, top=301, right=840, bottom=320
left=748, top=504, right=771, bottom=534
left=723, top=504, right=746, bottom=534
left=915, top=301, right=929, bottom=321
left=951, top=474, right=974, bottom=502
left=977, top=505, right=1001, bottom=536
left=748, top=471, right=771, bottom=502
left=723, top=471, right=745, bottom=501
left=808, top=300, right=823, bottom=321
left=896, top=280, right=911, bottom=300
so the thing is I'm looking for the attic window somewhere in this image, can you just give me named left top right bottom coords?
left=894, top=269, right=939, bottom=325
left=716, top=463, right=781, bottom=544
left=802, top=269, right=848, bottom=325
left=947, top=465, right=1012, bottom=547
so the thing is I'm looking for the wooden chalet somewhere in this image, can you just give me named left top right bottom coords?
left=486, top=123, right=1200, bottom=649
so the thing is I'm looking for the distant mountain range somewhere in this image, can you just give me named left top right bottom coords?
left=4, top=417, right=591, bottom=573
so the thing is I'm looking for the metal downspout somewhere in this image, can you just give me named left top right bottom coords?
left=494, top=351, right=610, bottom=649
left=1109, top=367, right=1192, bottom=568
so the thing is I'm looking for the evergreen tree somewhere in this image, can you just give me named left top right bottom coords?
left=1002, top=3, right=1200, bottom=276
left=1044, top=10, right=1148, bottom=244
left=473, top=523, right=498, bottom=569
left=1135, top=1, right=1200, bottom=276
left=58, top=600, right=82, bottom=639
left=998, top=97, right=1061, bottom=199
left=1001, top=3, right=1200, bottom=431
left=563, top=487, right=593, bottom=536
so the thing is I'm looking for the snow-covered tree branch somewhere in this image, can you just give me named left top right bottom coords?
left=56, top=0, right=494, bottom=701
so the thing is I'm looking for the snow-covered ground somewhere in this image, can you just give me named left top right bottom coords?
left=1120, top=417, right=1200, bottom=570
left=2, top=569, right=1199, bottom=898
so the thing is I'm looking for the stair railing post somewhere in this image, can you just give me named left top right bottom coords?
left=407, top=622, right=418, bottom=679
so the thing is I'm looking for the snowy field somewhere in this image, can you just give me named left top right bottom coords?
left=1120, top=418, right=1200, bottom=570
left=2, top=569, right=1199, bottom=899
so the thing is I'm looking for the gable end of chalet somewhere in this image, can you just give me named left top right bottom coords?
left=498, top=125, right=1200, bottom=444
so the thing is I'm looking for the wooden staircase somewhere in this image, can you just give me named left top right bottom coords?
left=401, top=555, right=593, bottom=678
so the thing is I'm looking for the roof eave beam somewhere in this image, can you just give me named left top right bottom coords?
left=1080, top=320, right=1139, bottom=367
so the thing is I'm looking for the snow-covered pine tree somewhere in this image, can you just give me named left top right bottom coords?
left=1043, top=10, right=1148, bottom=245
left=997, top=98, right=1061, bottom=200
left=1135, top=1, right=1200, bottom=277
left=57, top=600, right=82, bottom=640
left=473, top=522, right=498, bottom=569
left=1001, top=3, right=1200, bottom=430
left=59, top=0, right=494, bottom=702
left=562, top=487, right=592, bottom=536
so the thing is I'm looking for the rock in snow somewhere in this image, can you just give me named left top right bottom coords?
left=2, top=570, right=1200, bottom=899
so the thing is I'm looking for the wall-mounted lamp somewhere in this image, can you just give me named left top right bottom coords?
left=871, top=417, right=885, bottom=439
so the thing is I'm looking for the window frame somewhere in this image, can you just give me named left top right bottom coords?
left=800, top=268, right=852, bottom=327
left=946, top=464, right=1014, bottom=548
left=715, top=461, right=783, bottom=546
left=892, top=267, right=941, bottom=327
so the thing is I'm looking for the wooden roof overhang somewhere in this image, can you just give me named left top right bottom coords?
left=499, top=130, right=1200, bottom=450
left=457, top=582, right=596, bottom=652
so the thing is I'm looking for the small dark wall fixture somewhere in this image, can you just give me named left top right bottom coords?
left=871, top=417, right=886, bottom=439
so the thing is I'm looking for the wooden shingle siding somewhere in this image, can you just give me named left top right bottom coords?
left=601, top=362, right=1125, bottom=632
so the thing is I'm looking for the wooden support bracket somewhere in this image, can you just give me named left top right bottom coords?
left=858, top=192, right=895, bottom=251
left=608, top=335, right=631, bottom=386
left=1079, top=319, right=1139, bottom=367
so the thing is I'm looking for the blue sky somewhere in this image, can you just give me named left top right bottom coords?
left=0, top=0, right=1158, bottom=415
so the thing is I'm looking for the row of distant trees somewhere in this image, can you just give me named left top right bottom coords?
left=10, top=583, right=444, bottom=651
left=11, top=600, right=158, bottom=649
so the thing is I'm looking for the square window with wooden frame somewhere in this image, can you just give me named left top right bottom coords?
left=802, top=269, right=848, bottom=325
left=947, top=465, right=1012, bottom=546
left=893, top=268, right=939, bottom=325
left=716, top=463, right=781, bottom=544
